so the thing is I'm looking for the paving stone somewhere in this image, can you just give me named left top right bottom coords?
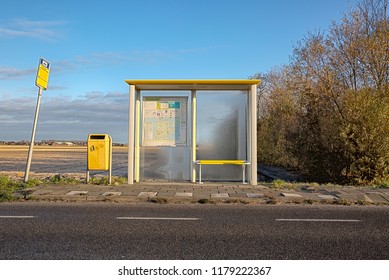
left=246, top=193, right=264, bottom=198
left=299, top=192, right=321, bottom=200
left=280, top=192, right=302, bottom=198
left=317, top=194, right=338, bottom=200
left=363, top=195, right=374, bottom=203
left=234, top=189, right=247, bottom=193
left=179, top=189, right=196, bottom=193
left=364, top=193, right=389, bottom=203
left=160, top=188, right=174, bottom=191
left=140, top=188, right=161, bottom=192
left=49, top=190, right=69, bottom=195
left=229, top=193, right=248, bottom=198
left=175, top=192, right=193, bottom=197
left=101, top=192, right=122, bottom=196
left=138, top=192, right=157, bottom=197
left=336, top=193, right=362, bottom=201
left=255, top=185, right=269, bottom=189
left=192, top=193, right=210, bottom=198
left=156, top=192, right=173, bottom=197
left=32, top=189, right=54, bottom=195
left=242, top=189, right=254, bottom=194
left=381, top=194, right=389, bottom=202
left=211, top=193, right=229, bottom=198
left=222, top=185, right=236, bottom=189
left=67, top=191, right=88, bottom=196
left=120, top=190, right=142, bottom=196
left=341, top=189, right=365, bottom=195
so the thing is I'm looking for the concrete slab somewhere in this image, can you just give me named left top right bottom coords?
left=192, top=193, right=210, bottom=198
left=242, top=189, right=254, bottom=194
left=195, top=191, right=210, bottom=195
left=280, top=192, right=302, bottom=198
left=216, top=189, right=228, bottom=193
left=381, top=194, right=389, bottom=202
left=101, top=192, right=122, bottom=196
left=254, top=185, right=269, bottom=190
left=139, top=188, right=161, bottom=192
left=67, top=191, right=88, bottom=196
left=175, top=192, right=193, bottom=197
left=298, top=192, right=321, bottom=199
left=336, top=192, right=363, bottom=201
left=138, top=192, right=157, bottom=197
left=341, top=189, right=365, bottom=195
left=229, top=193, right=248, bottom=198
left=364, top=193, right=389, bottom=203
left=363, top=195, right=374, bottom=203
left=318, top=194, right=338, bottom=200
left=246, top=193, right=264, bottom=198
left=120, top=190, right=142, bottom=196
left=32, top=189, right=54, bottom=195
left=225, top=186, right=238, bottom=189
left=211, top=193, right=229, bottom=198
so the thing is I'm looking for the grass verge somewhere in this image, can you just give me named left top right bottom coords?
left=0, top=174, right=129, bottom=202
left=0, top=176, right=41, bottom=202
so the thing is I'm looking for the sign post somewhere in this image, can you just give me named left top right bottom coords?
left=24, top=58, right=50, bottom=183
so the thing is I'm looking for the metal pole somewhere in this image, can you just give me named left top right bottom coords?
left=191, top=90, right=197, bottom=183
left=109, top=135, right=112, bottom=185
left=24, top=87, right=43, bottom=183
left=250, top=84, right=258, bottom=185
left=135, top=90, right=141, bottom=182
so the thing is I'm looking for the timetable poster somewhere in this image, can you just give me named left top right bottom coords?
left=142, top=97, right=188, bottom=146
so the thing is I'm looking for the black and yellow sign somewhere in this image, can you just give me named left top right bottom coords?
left=35, top=58, right=50, bottom=90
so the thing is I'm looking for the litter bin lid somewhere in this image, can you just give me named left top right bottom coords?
left=89, top=134, right=107, bottom=139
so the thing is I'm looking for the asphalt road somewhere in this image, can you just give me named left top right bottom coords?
left=0, top=202, right=388, bottom=260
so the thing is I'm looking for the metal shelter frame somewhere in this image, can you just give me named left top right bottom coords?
left=125, top=79, right=260, bottom=185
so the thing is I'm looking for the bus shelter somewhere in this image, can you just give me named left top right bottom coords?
left=125, top=80, right=260, bottom=185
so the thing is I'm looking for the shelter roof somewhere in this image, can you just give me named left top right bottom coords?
left=125, top=79, right=260, bottom=90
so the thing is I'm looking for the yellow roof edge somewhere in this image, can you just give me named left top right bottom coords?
left=125, top=79, right=261, bottom=86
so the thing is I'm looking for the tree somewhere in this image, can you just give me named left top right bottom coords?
left=256, top=0, right=389, bottom=185
left=329, top=0, right=389, bottom=92
left=255, top=67, right=300, bottom=168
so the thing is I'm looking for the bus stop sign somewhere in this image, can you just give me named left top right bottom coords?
left=35, top=58, right=50, bottom=90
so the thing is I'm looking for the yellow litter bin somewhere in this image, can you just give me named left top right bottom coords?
left=87, top=134, right=112, bottom=184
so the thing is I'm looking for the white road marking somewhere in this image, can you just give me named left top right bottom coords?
left=0, top=216, right=35, bottom=219
left=276, top=218, right=361, bottom=222
left=116, top=217, right=200, bottom=221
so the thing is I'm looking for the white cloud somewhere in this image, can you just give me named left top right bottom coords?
left=0, top=66, right=35, bottom=80
left=0, top=18, right=66, bottom=41
left=0, top=91, right=129, bottom=142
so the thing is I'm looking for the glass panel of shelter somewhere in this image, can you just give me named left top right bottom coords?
left=138, top=90, right=248, bottom=182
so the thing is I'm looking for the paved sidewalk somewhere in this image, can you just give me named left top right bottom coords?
left=13, top=181, right=389, bottom=205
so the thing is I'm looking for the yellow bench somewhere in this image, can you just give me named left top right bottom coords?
left=195, top=160, right=250, bottom=184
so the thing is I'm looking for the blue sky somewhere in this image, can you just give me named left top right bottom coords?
left=0, top=0, right=355, bottom=143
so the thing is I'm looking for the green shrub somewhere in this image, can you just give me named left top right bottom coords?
left=0, top=176, right=19, bottom=201
left=48, top=174, right=79, bottom=184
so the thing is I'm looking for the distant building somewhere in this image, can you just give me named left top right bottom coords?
left=51, top=141, right=74, bottom=146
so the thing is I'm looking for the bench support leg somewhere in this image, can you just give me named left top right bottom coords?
left=199, top=164, right=203, bottom=184
left=242, top=165, right=247, bottom=184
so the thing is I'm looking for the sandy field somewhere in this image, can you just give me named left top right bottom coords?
left=0, top=145, right=128, bottom=178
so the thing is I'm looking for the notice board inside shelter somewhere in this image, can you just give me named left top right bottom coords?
left=142, top=96, right=188, bottom=146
